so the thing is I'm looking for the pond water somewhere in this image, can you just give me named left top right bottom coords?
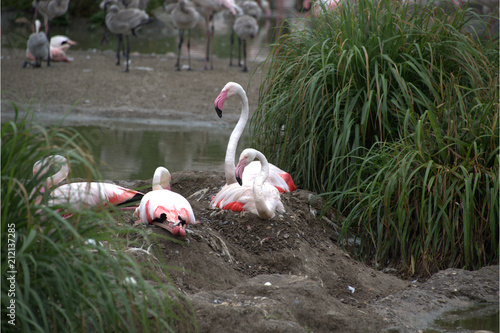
left=69, top=122, right=251, bottom=181
left=423, top=303, right=499, bottom=333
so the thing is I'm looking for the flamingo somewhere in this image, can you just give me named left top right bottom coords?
left=32, top=0, right=70, bottom=67
left=103, top=0, right=153, bottom=72
left=210, top=148, right=285, bottom=219
left=165, top=0, right=201, bottom=71
left=214, top=81, right=297, bottom=192
left=32, top=155, right=144, bottom=212
left=27, top=35, right=77, bottom=62
left=222, top=4, right=243, bottom=67
left=233, top=14, right=259, bottom=72
left=133, top=167, right=197, bottom=237
left=191, top=0, right=238, bottom=70
left=23, top=19, right=49, bottom=68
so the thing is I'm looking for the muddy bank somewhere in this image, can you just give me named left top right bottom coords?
left=2, top=47, right=499, bottom=332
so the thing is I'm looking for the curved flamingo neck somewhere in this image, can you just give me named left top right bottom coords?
left=251, top=151, right=274, bottom=219
left=152, top=167, right=171, bottom=191
left=225, top=88, right=249, bottom=185
left=44, top=155, right=69, bottom=191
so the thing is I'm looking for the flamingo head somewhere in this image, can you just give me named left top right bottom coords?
left=235, top=148, right=258, bottom=185
left=171, top=215, right=187, bottom=237
left=214, top=82, right=244, bottom=118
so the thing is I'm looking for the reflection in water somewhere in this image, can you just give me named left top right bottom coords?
left=423, top=303, right=499, bottom=333
left=72, top=124, right=250, bottom=181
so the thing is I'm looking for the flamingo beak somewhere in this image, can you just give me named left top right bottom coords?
left=235, top=161, right=246, bottom=186
left=214, top=90, right=228, bottom=118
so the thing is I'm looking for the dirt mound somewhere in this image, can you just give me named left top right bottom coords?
left=117, top=171, right=499, bottom=333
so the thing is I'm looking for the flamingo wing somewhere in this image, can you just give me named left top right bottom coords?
left=242, top=162, right=297, bottom=193
left=49, top=182, right=143, bottom=208
left=210, top=182, right=284, bottom=216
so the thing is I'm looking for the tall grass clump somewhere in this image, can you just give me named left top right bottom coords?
left=252, top=0, right=498, bottom=274
left=1, top=109, right=197, bottom=332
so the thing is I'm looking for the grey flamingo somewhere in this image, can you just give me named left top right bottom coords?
left=32, top=0, right=70, bottom=67
left=23, top=20, right=49, bottom=68
left=233, top=14, right=258, bottom=72
left=103, top=0, right=153, bottom=72
left=165, top=0, right=201, bottom=71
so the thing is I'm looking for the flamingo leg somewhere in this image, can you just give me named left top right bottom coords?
left=116, top=34, right=122, bottom=65
left=187, top=29, right=192, bottom=71
left=204, top=15, right=210, bottom=70
left=237, top=37, right=242, bottom=67
left=209, top=17, right=215, bottom=70
left=125, top=35, right=130, bottom=72
left=176, top=29, right=184, bottom=71
left=229, top=30, right=235, bottom=67
left=45, top=18, right=51, bottom=67
left=242, top=39, right=248, bottom=72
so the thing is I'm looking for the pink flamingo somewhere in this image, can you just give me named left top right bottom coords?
left=214, top=82, right=297, bottom=193
left=210, top=148, right=285, bottom=219
left=191, top=0, right=238, bottom=69
left=133, top=167, right=197, bottom=237
left=32, top=155, right=144, bottom=211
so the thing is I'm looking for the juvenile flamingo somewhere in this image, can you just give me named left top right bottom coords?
left=210, top=148, right=285, bottom=219
left=32, top=155, right=144, bottom=210
left=133, top=167, right=197, bottom=237
left=165, top=0, right=201, bottom=71
left=214, top=82, right=297, bottom=193
left=233, top=14, right=259, bottom=72
left=23, top=19, right=49, bottom=68
left=32, top=0, right=70, bottom=66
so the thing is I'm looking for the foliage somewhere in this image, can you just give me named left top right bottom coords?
left=1, top=108, right=197, bottom=332
left=251, top=0, right=499, bottom=274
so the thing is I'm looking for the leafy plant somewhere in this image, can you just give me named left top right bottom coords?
left=1, top=108, right=197, bottom=332
left=252, top=0, right=498, bottom=274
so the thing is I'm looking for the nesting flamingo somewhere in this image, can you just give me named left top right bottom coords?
left=32, top=155, right=144, bottom=211
left=134, top=167, right=197, bottom=237
left=210, top=148, right=285, bottom=219
left=214, top=82, right=297, bottom=193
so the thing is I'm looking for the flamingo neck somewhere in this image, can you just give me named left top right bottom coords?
left=225, top=90, right=249, bottom=185
left=152, top=168, right=171, bottom=191
left=252, top=151, right=274, bottom=219
left=32, top=155, right=69, bottom=205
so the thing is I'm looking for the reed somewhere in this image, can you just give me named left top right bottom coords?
left=252, top=0, right=498, bottom=273
left=1, top=108, right=197, bottom=332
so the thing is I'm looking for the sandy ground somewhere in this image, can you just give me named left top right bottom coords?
left=2, top=48, right=499, bottom=332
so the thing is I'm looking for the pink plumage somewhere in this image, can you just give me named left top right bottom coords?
left=134, top=167, right=197, bottom=237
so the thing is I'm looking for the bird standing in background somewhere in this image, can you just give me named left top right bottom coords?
left=103, top=0, right=153, bottom=72
left=165, top=0, right=200, bottom=71
left=32, top=0, right=70, bottom=67
left=191, top=0, right=237, bottom=70
left=23, top=19, right=49, bottom=68
left=233, top=13, right=258, bottom=72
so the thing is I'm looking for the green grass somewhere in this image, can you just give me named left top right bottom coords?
left=251, top=0, right=498, bottom=274
left=1, top=107, right=197, bottom=332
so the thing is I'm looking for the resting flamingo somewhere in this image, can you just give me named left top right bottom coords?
left=133, top=167, right=197, bottom=237
left=32, top=155, right=144, bottom=211
left=214, top=81, right=297, bottom=193
left=210, top=148, right=285, bottom=219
